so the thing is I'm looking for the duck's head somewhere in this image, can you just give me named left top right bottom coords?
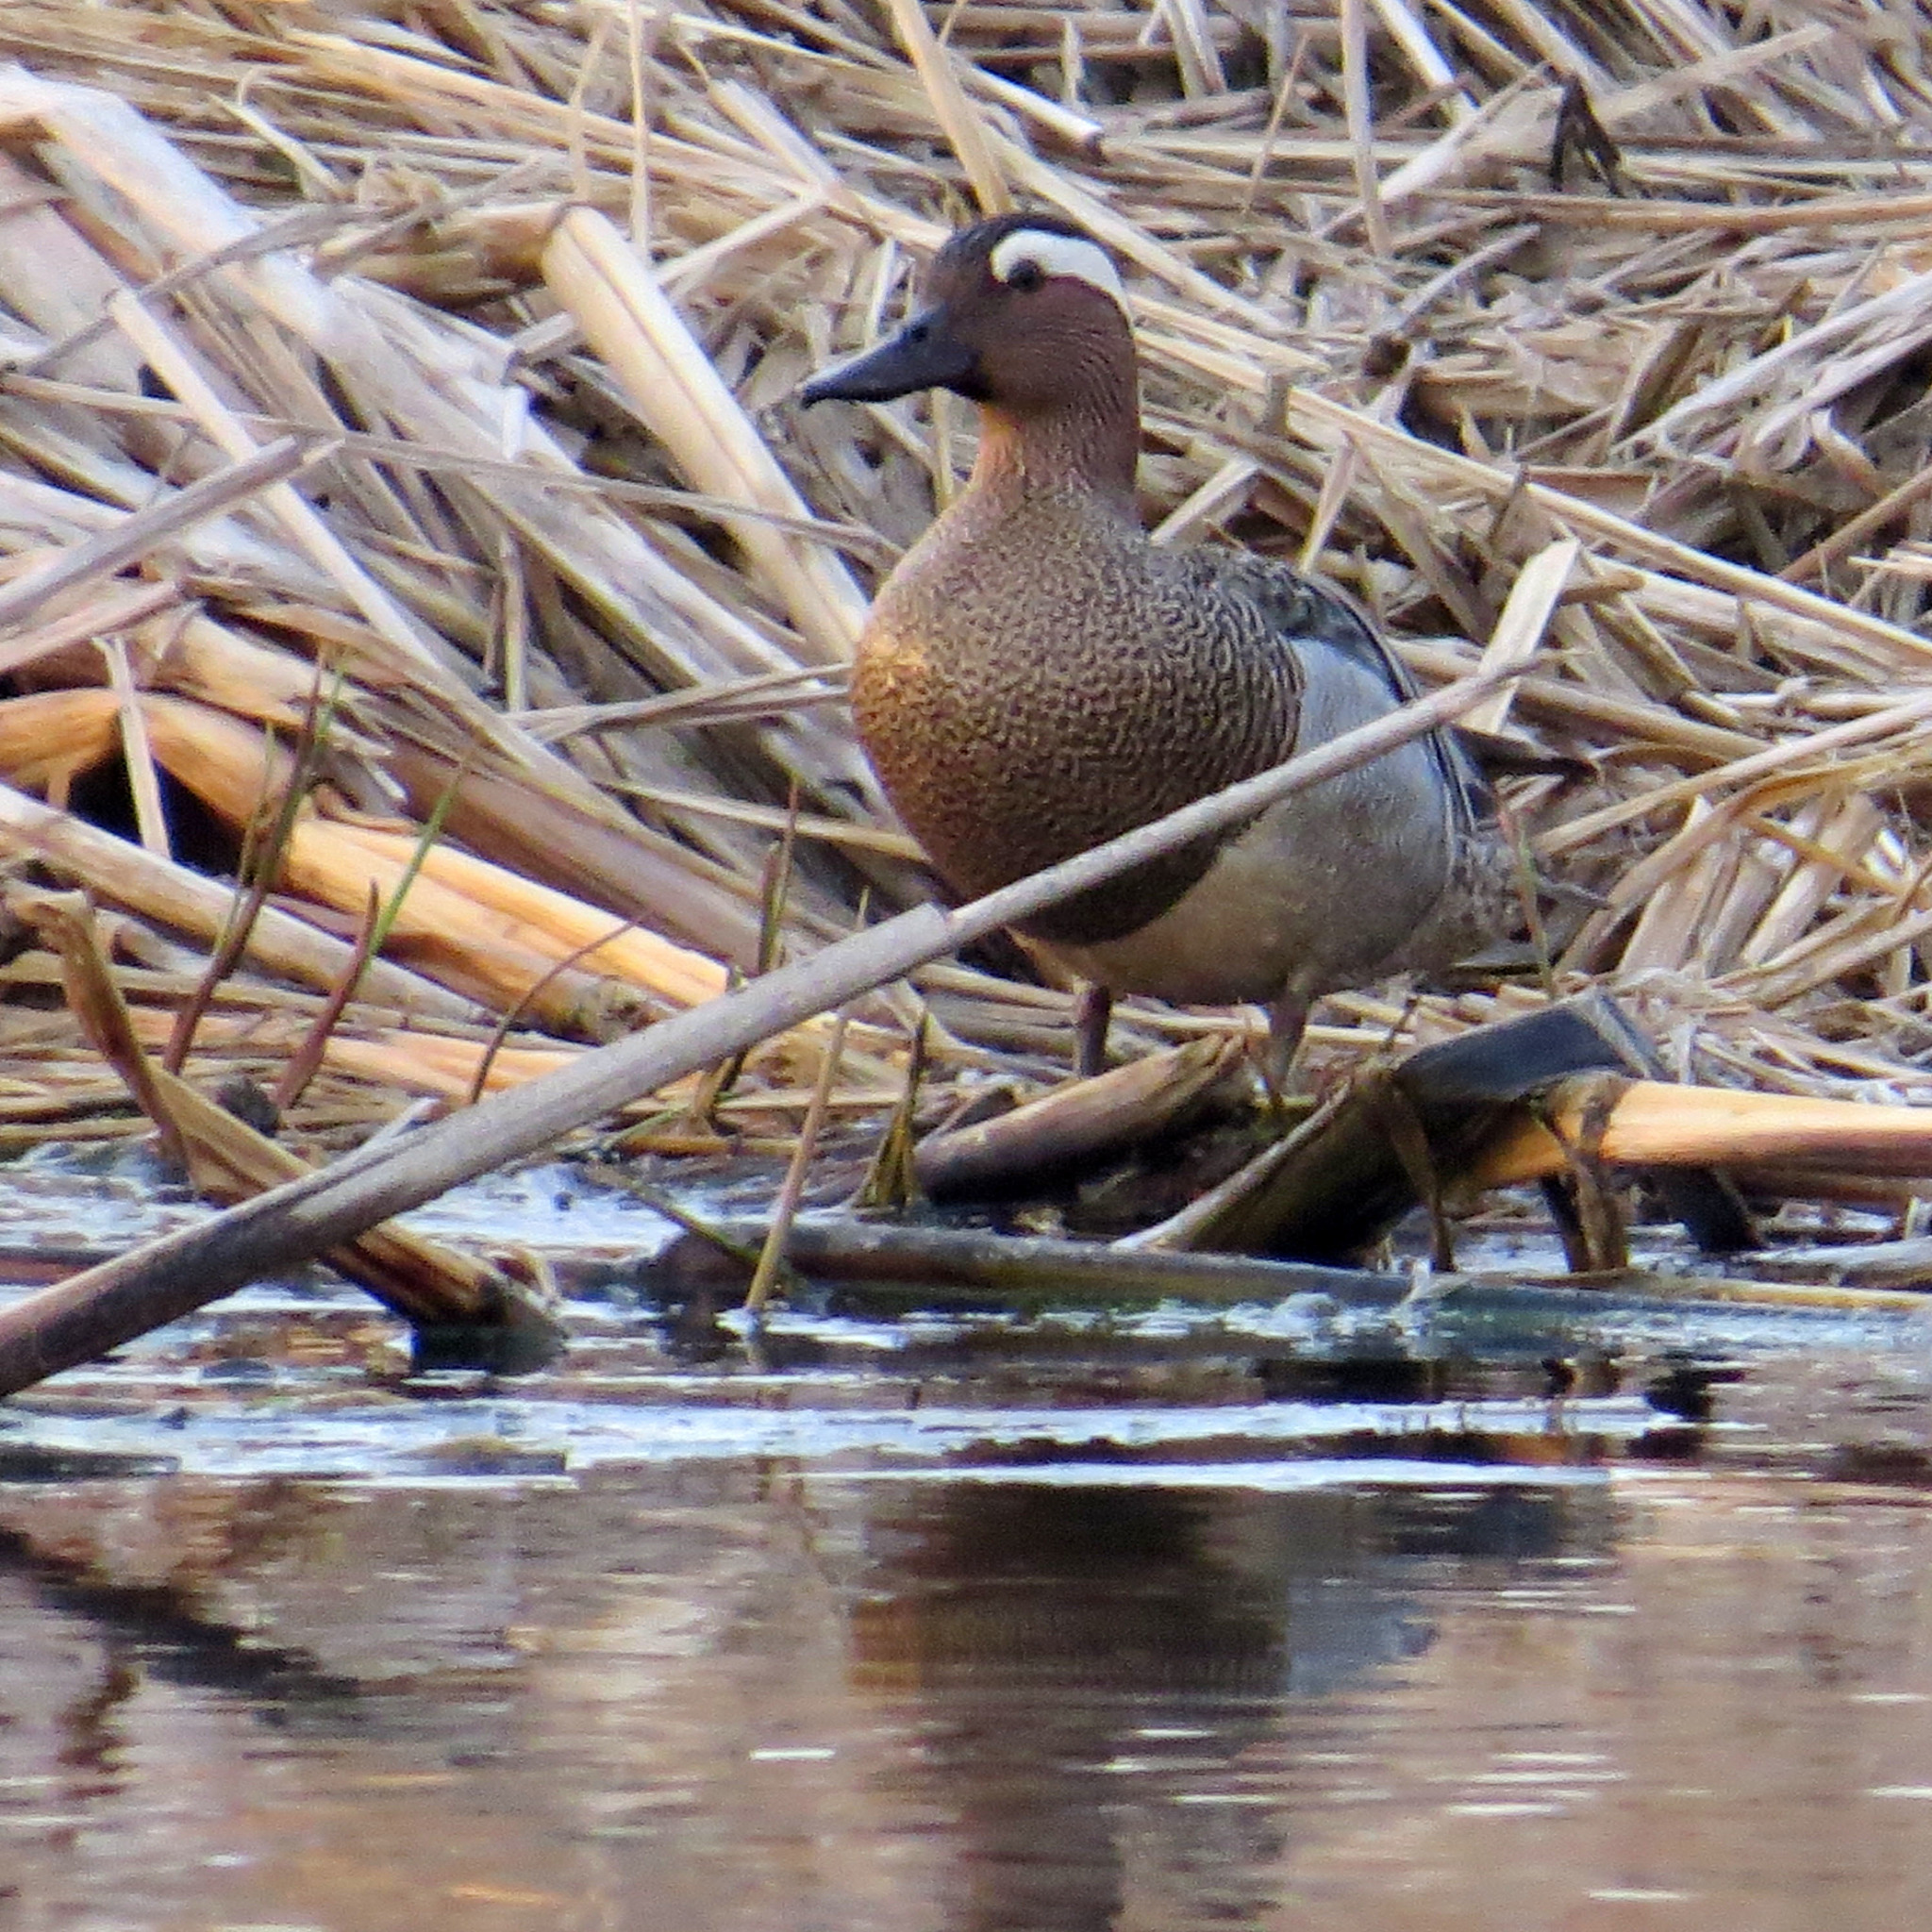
left=800, top=214, right=1133, bottom=415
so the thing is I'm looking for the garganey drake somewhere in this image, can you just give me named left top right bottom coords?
left=802, top=213, right=1505, bottom=1076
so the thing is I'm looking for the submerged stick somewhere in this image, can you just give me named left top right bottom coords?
left=664, top=1221, right=1932, bottom=1319
left=0, top=669, right=1508, bottom=1394
left=1477, top=1268, right=1932, bottom=1317
left=661, top=1216, right=1407, bottom=1307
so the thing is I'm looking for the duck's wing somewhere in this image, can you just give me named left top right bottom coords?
left=1202, top=548, right=1418, bottom=699
left=1198, top=550, right=1493, bottom=831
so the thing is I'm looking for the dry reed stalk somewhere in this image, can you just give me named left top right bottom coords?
left=275, top=838, right=647, bottom=1037
left=541, top=208, right=870, bottom=669
left=0, top=780, right=475, bottom=1017
left=1472, top=1074, right=1932, bottom=1191
left=880, top=0, right=1013, bottom=215
left=113, top=1007, right=588, bottom=1105
left=324, top=823, right=729, bottom=1009
left=0, top=578, right=182, bottom=682
left=0, top=687, right=118, bottom=801
left=0, top=436, right=321, bottom=631
left=98, top=634, right=167, bottom=858
left=1461, top=537, right=1581, bottom=734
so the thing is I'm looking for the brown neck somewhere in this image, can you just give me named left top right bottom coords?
left=968, top=371, right=1141, bottom=514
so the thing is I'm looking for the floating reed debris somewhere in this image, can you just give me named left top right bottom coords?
left=0, top=3, right=1929, bottom=1291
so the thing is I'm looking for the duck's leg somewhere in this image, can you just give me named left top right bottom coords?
left=1260, top=987, right=1312, bottom=1098
left=1073, top=982, right=1113, bottom=1078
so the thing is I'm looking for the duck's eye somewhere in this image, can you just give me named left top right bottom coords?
left=1005, top=258, right=1045, bottom=292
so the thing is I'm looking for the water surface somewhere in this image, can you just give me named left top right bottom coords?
left=2, top=1161, right=1930, bottom=1929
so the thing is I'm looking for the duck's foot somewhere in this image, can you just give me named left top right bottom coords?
left=1073, top=983, right=1113, bottom=1078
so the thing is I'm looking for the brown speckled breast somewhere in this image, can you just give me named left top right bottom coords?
left=852, top=492, right=1305, bottom=946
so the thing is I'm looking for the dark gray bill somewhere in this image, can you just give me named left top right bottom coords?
left=797, top=307, right=979, bottom=405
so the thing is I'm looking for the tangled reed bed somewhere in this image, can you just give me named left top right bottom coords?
left=2, top=0, right=1932, bottom=1171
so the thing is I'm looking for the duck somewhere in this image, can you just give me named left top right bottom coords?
left=800, top=213, right=1506, bottom=1077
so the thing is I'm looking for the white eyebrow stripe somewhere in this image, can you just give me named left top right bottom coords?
left=989, top=229, right=1126, bottom=310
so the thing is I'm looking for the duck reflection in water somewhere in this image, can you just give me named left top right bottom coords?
left=847, top=1479, right=1590, bottom=1932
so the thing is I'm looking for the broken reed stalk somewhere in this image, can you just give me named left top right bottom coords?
left=463, top=909, right=649, bottom=1108
left=166, top=672, right=341, bottom=1072
left=0, top=667, right=1508, bottom=1395
left=273, top=880, right=382, bottom=1115
left=744, top=1004, right=851, bottom=1314
left=1472, top=1074, right=1932, bottom=1188
left=913, top=1034, right=1247, bottom=1198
